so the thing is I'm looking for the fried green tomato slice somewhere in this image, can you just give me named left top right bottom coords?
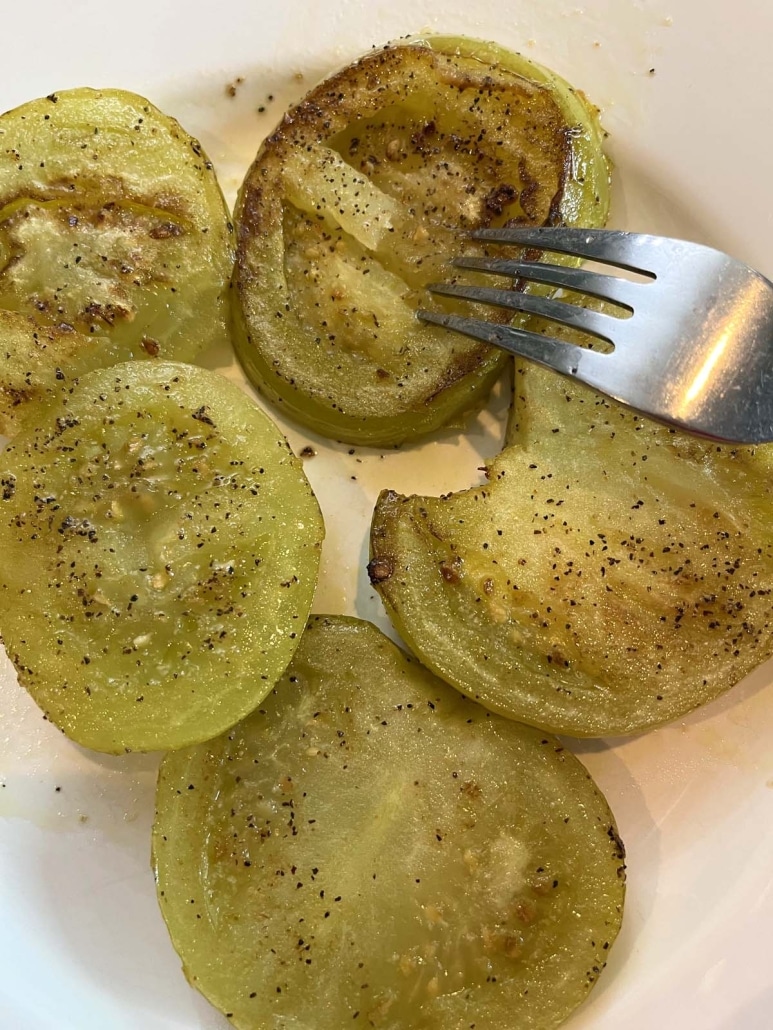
left=233, top=36, right=609, bottom=445
left=153, top=615, right=625, bottom=1030
left=0, top=88, right=233, bottom=386
left=369, top=359, right=773, bottom=737
left=0, top=361, right=323, bottom=753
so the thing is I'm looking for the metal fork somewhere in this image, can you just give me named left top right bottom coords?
left=418, top=227, right=773, bottom=444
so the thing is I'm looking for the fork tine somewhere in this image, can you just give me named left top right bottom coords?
left=427, top=282, right=618, bottom=345
left=453, top=256, right=639, bottom=310
left=472, top=227, right=659, bottom=276
left=417, top=308, right=605, bottom=379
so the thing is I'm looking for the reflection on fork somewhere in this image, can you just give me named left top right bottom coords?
left=419, top=227, right=773, bottom=444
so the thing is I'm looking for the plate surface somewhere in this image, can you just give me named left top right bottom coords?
left=1, top=2, right=772, bottom=1028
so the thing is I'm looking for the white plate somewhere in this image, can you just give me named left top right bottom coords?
left=1, top=2, right=772, bottom=1028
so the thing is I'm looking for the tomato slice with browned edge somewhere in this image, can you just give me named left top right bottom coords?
left=0, top=87, right=233, bottom=430
left=233, top=36, right=609, bottom=445
left=370, top=353, right=773, bottom=737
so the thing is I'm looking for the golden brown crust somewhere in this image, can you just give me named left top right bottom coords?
left=232, top=39, right=608, bottom=445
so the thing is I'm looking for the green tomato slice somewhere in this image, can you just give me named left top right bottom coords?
left=0, top=88, right=233, bottom=401
left=233, top=36, right=609, bottom=446
left=153, top=615, right=625, bottom=1030
left=369, top=357, right=773, bottom=737
left=0, top=361, right=323, bottom=753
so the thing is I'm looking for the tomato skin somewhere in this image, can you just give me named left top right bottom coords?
left=233, top=36, right=610, bottom=446
left=154, top=615, right=625, bottom=1030
left=0, top=361, right=324, bottom=754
